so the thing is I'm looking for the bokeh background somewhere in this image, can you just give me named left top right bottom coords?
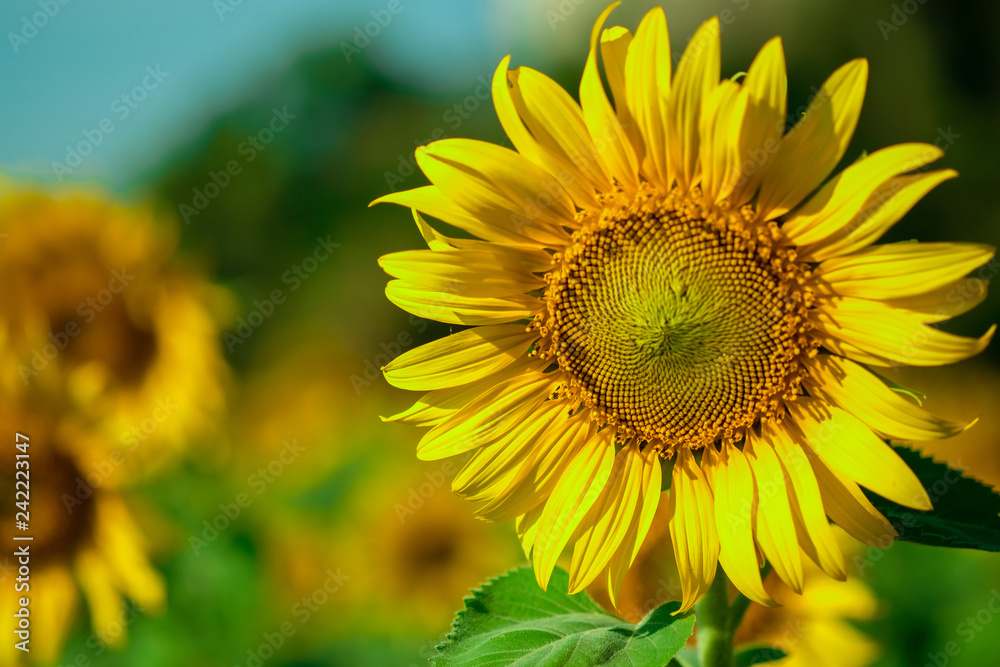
left=1, top=0, right=999, bottom=665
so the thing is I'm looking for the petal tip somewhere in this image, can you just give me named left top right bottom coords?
left=589, top=2, right=621, bottom=49
left=850, top=57, right=870, bottom=80
left=494, top=54, right=512, bottom=76
left=533, top=564, right=553, bottom=592
left=981, top=323, right=997, bottom=346
left=961, top=416, right=981, bottom=433
left=601, top=25, right=629, bottom=42
left=673, top=600, right=695, bottom=615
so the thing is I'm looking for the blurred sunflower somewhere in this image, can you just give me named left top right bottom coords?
left=230, top=327, right=518, bottom=640
left=375, top=3, right=994, bottom=610
left=265, top=461, right=520, bottom=638
left=359, top=463, right=521, bottom=628
left=733, top=541, right=880, bottom=667
left=0, top=401, right=164, bottom=665
left=0, top=184, right=229, bottom=475
left=733, top=574, right=879, bottom=667
left=589, top=507, right=878, bottom=666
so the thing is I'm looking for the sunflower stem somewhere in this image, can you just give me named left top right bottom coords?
left=696, top=570, right=734, bottom=667
left=726, top=563, right=772, bottom=635
left=725, top=587, right=753, bottom=637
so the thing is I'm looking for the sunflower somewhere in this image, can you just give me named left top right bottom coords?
left=234, top=330, right=519, bottom=638
left=289, top=461, right=521, bottom=636
left=374, top=4, right=994, bottom=611
left=0, top=401, right=164, bottom=665
left=732, top=530, right=880, bottom=667
left=0, top=184, right=228, bottom=475
left=734, top=571, right=879, bottom=667
left=256, top=422, right=520, bottom=639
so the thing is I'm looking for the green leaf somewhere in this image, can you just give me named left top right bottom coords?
left=863, top=446, right=1000, bottom=551
left=433, top=566, right=695, bottom=666
left=734, top=645, right=788, bottom=665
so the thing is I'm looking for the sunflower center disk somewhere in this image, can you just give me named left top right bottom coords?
left=543, top=190, right=812, bottom=450
left=3, top=445, right=95, bottom=567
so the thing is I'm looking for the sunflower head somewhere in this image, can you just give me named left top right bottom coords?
left=0, top=400, right=164, bottom=664
left=0, top=184, right=229, bottom=474
left=376, top=3, right=994, bottom=611
left=535, top=183, right=815, bottom=450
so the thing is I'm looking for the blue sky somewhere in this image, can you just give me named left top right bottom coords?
left=0, top=0, right=831, bottom=191
left=0, top=0, right=538, bottom=189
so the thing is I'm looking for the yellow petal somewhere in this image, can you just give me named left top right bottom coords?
left=96, top=497, right=165, bottom=612
left=711, top=444, right=776, bottom=606
left=476, top=409, right=592, bottom=523
left=372, top=185, right=532, bottom=245
left=492, top=57, right=602, bottom=209
left=580, top=2, right=639, bottom=191
left=452, top=401, right=566, bottom=500
left=624, top=7, right=671, bottom=188
left=383, top=323, right=535, bottom=391
left=801, top=169, right=958, bottom=261
left=667, top=17, right=720, bottom=190
left=699, top=80, right=745, bottom=203
left=75, top=548, right=125, bottom=644
left=730, top=37, right=787, bottom=206
left=383, top=387, right=470, bottom=427
left=600, top=26, right=641, bottom=152
left=790, top=398, right=932, bottom=510
left=533, top=430, right=616, bottom=590
left=806, top=446, right=898, bottom=547
left=883, top=277, right=988, bottom=323
left=744, top=430, right=804, bottom=593
left=815, top=336, right=890, bottom=369
left=412, top=210, right=553, bottom=272
left=514, top=65, right=610, bottom=196
left=814, top=242, right=995, bottom=299
left=385, top=279, right=541, bottom=326
left=667, top=448, right=719, bottom=612
left=32, top=567, right=79, bottom=664
left=416, top=372, right=555, bottom=460
left=570, top=443, right=647, bottom=593
left=812, top=295, right=995, bottom=367
left=416, top=139, right=573, bottom=246
left=413, top=208, right=454, bottom=251
left=380, top=248, right=545, bottom=297
left=757, top=59, right=868, bottom=220
left=601, top=26, right=632, bottom=111
left=453, top=452, right=519, bottom=503
left=783, top=143, right=944, bottom=246
left=606, top=444, right=662, bottom=607
left=383, top=356, right=543, bottom=427
left=517, top=504, right=544, bottom=558
left=805, top=353, right=968, bottom=440
left=768, top=424, right=847, bottom=581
